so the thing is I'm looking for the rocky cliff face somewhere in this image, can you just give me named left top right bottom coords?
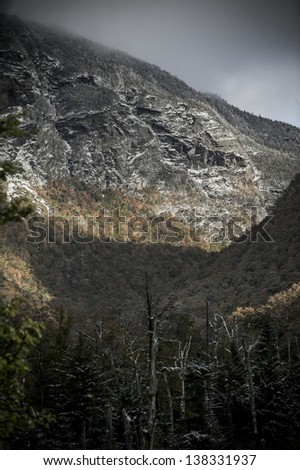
left=1, top=13, right=300, bottom=243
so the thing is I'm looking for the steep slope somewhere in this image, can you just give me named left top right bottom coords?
left=1, top=174, right=299, bottom=317
left=1, top=13, right=300, bottom=242
left=194, top=173, right=300, bottom=313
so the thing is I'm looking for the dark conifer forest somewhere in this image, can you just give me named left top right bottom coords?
left=1, top=174, right=300, bottom=450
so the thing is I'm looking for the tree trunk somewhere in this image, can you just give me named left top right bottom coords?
left=122, top=409, right=132, bottom=450
left=178, top=337, right=191, bottom=421
left=133, top=361, right=145, bottom=450
left=145, top=271, right=159, bottom=450
left=243, top=340, right=259, bottom=445
left=163, top=371, right=174, bottom=436
left=81, top=419, right=87, bottom=450
left=148, top=312, right=158, bottom=450
left=105, top=405, right=113, bottom=449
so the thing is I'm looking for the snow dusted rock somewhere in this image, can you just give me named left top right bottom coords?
left=1, top=13, right=300, bottom=243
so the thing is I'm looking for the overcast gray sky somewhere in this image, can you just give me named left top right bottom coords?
left=4, top=0, right=300, bottom=127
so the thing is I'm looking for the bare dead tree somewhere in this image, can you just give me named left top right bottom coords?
left=176, top=336, right=192, bottom=421
left=162, top=370, right=175, bottom=437
left=127, top=263, right=177, bottom=450
left=120, top=255, right=181, bottom=449
left=122, top=409, right=133, bottom=450
left=105, top=404, right=113, bottom=449
left=126, top=338, right=146, bottom=449
left=242, top=338, right=258, bottom=443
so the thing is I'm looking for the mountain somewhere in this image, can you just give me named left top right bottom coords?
left=1, top=14, right=300, bottom=451
left=1, top=13, right=300, bottom=244
left=1, top=13, right=300, bottom=316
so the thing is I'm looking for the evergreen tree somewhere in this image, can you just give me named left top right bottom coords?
left=0, top=113, right=40, bottom=448
left=254, top=319, right=296, bottom=448
left=0, top=300, right=43, bottom=448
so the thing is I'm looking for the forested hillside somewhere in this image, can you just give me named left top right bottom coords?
left=0, top=174, right=300, bottom=450
left=1, top=174, right=300, bottom=317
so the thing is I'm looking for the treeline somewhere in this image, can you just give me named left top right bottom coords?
left=204, top=94, right=300, bottom=157
left=2, top=278, right=300, bottom=450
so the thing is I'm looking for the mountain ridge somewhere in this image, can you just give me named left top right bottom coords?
left=1, top=13, right=300, bottom=244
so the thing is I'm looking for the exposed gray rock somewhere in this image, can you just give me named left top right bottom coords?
left=1, top=13, right=300, bottom=243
